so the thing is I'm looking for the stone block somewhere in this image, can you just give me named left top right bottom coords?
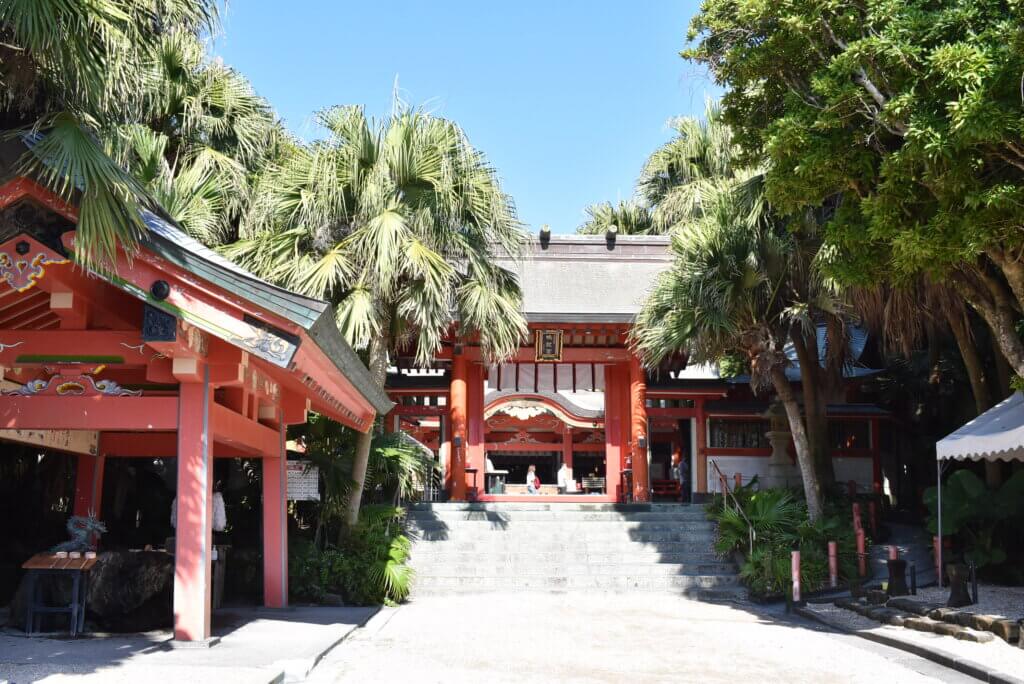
left=990, top=619, right=1019, bottom=643
left=932, top=622, right=962, bottom=637
left=969, top=614, right=997, bottom=632
left=927, top=607, right=960, bottom=623
left=882, top=612, right=907, bottom=627
left=954, top=629, right=996, bottom=644
left=834, top=598, right=858, bottom=610
left=903, top=617, right=938, bottom=633
left=887, top=597, right=940, bottom=616
left=866, top=589, right=889, bottom=606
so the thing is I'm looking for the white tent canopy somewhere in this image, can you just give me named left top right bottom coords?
left=936, top=392, right=1024, bottom=463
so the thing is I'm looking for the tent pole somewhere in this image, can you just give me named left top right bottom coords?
left=937, top=458, right=943, bottom=587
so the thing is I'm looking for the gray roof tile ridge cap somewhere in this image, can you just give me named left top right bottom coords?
left=141, top=210, right=330, bottom=317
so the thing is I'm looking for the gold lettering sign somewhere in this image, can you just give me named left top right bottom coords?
left=534, top=329, right=563, bottom=362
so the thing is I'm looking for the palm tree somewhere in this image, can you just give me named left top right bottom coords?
left=111, top=32, right=282, bottom=245
left=631, top=172, right=827, bottom=520
left=576, top=200, right=655, bottom=235
left=0, top=0, right=221, bottom=267
left=225, top=105, right=529, bottom=525
left=638, top=100, right=743, bottom=233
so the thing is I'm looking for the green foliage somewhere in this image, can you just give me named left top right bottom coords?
left=707, top=486, right=858, bottom=597
left=224, top=104, right=528, bottom=366
left=0, top=0, right=221, bottom=268
left=684, top=0, right=1024, bottom=373
left=923, top=469, right=1024, bottom=567
left=289, top=506, right=414, bottom=606
left=577, top=200, right=655, bottom=235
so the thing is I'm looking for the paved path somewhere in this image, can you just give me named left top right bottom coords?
left=308, top=594, right=977, bottom=684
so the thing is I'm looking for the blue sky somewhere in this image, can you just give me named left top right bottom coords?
left=214, top=1, right=718, bottom=234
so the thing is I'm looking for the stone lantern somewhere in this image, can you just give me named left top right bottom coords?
left=762, top=402, right=798, bottom=488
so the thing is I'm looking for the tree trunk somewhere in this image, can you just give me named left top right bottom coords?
left=990, top=332, right=1013, bottom=399
left=954, top=271, right=1024, bottom=377
left=770, top=366, right=824, bottom=521
left=948, top=309, right=994, bottom=413
left=345, top=333, right=390, bottom=527
left=789, top=326, right=835, bottom=489
left=947, top=309, right=1002, bottom=488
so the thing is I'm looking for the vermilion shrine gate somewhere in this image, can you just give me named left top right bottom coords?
left=387, top=235, right=886, bottom=504
left=0, top=155, right=391, bottom=642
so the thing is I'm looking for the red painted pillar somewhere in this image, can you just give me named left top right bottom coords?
left=173, top=369, right=214, bottom=642
left=603, top=365, right=623, bottom=501
left=73, top=453, right=105, bottom=518
left=262, top=423, right=288, bottom=608
left=628, top=355, right=650, bottom=502
left=695, top=398, right=708, bottom=494
left=466, top=362, right=485, bottom=498
left=449, top=355, right=468, bottom=501
left=561, top=428, right=574, bottom=471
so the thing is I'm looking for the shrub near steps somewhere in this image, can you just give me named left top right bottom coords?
left=406, top=502, right=743, bottom=599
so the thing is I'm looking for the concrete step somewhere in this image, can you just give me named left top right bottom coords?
left=409, top=529, right=718, bottom=544
left=409, top=502, right=704, bottom=513
left=409, top=550, right=725, bottom=564
left=412, top=562, right=738, bottom=577
left=405, top=511, right=710, bottom=523
left=409, top=540, right=721, bottom=554
left=412, top=574, right=741, bottom=592
left=406, top=520, right=716, bottom=532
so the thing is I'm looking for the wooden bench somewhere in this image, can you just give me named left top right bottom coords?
left=582, top=477, right=606, bottom=494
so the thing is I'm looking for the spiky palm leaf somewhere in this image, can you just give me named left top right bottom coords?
left=577, top=200, right=656, bottom=235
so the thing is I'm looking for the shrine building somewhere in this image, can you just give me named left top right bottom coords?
left=0, top=140, right=392, bottom=642
left=387, top=233, right=886, bottom=504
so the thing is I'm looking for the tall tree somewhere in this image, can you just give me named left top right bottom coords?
left=0, top=0, right=221, bottom=267
left=631, top=174, right=829, bottom=520
left=225, top=105, right=528, bottom=525
left=685, top=0, right=1024, bottom=379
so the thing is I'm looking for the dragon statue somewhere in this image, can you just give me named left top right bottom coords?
left=52, top=514, right=107, bottom=552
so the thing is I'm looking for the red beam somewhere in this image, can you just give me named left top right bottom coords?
left=0, top=330, right=146, bottom=366
left=100, top=431, right=268, bottom=458
left=211, top=402, right=278, bottom=457
left=459, top=347, right=630, bottom=363
left=0, top=396, right=177, bottom=430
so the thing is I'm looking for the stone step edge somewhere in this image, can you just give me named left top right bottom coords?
left=796, top=605, right=1021, bottom=684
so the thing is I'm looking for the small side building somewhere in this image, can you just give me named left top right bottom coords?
left=0, top=141, right=391, bottom=642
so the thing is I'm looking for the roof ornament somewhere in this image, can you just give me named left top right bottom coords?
left=605, top=225, right=617, bottom=250
left=539, top=224, right=551, bottom=249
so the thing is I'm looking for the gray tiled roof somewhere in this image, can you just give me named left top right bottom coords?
left=495, top=235, right=672, bottom=323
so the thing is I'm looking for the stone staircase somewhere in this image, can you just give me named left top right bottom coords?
left=406, top=502, right=743, bottom=600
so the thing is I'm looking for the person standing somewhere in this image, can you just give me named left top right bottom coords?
left=526, top=464, right=540, bottom=495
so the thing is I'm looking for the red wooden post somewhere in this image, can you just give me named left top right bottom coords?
left=856, top=528, right=867, bottom=578
left=73, top=453, right=106, bottom=519
left=888, top=545, right=898, bottom=561
left=449, top=355, right=468, bottom=501
left=791, top=550, right=801, bottom=603
left=852, top=502, right=862, bottom=532
left=719, top=473, right=728, bottom=495
left=933, top=535, right=942, bottom=585
left=262, top=424, right=287, bottom=608
left=628, top=355, right=650, bottom=502
left=828, top=541, right=839, bottom=589
left=173, top=371, right=214, bottom=642
left=734, top=472, right=742, bottom=489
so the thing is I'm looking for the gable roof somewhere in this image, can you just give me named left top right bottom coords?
left=494, top=235, right=672, bottom=323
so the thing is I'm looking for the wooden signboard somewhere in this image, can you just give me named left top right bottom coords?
left=534, top=329, right=563, bottom=362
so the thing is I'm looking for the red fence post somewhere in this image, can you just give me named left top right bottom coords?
left=888, top=545, right=898, bottom=561
left=852, top=502, right=862, bottom=532
left=828, top=541, right=838, bottom=589
left=792, top=550, right=801, bottom=603
left=734, top=472, right=742, bottom=489
left=856, top=529, right=867, bottom=578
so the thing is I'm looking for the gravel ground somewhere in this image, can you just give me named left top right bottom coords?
left=307, top=594, right=975, bottom=684
left=912, top=583, right=1024, bottom=621
left=804, top=601, right=1024, bottom=682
